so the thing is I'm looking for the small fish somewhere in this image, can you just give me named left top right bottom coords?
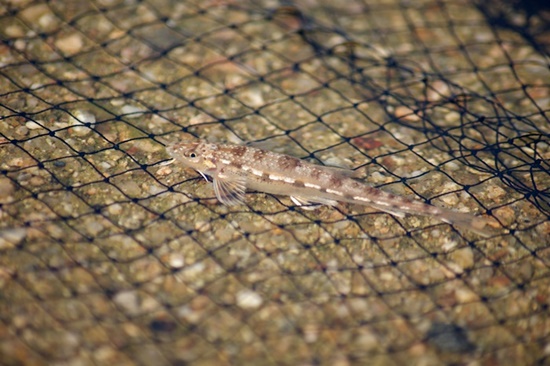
left=167, top=139, right=492, bottom=237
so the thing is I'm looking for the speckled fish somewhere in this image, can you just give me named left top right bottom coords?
left=167, top=139, right=492, bottom=237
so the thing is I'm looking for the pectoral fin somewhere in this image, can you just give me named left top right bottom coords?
left=212, top=173, right=247, bottom=206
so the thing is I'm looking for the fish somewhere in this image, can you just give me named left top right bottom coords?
left=166, top=139, right=493, bottom=237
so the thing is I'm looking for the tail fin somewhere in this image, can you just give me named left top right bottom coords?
left=438, top=209, right=494, bottom=237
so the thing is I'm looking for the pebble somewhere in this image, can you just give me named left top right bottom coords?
left=156, top=166, right=172, bottom=176
left=112, top=290, right=140, bottom=315
left=69, top=110, right=96, bottom=136
left=25, top=121, right=42, bottom=130
left=427, top=80, right=450, bottom=101
left=426, top=322, right=475, bottom=353
left=450, top=247, right=474, bottom=271
left=236, top=289, right=263, bottom=309
left=241, top=87, right=264, bottom=107
left=38, top=13, right=57, bottom=31
left=487, top=185, right=506, bottom=200
left=121, top=105, right=146, bottom=118
left=15, top=125, right=29, bottom=136
left=439, top=193, right=459, bottom=206
left=71, top=110, right=96, bottom=125
left=444, top=161, right=460, bottom=171
left=29, top=175, right=45, bottom=187
left=455, top=287, right=478, bottom=303
left=55, top=33, right=83, bottom=55
left=0, top=178, right=15, bottom=202
left=0, top=228, right=27, bottom=250
left=492, top=205, right=515, bottom=226
left=107, top=203, right=123, bottom=216
left=5, top=24, right=25, bottom=38
left=394, top=105, right=421, bottom=122
left=169, top=253, right=185, bottom=269
left=444, top=111, right=460, bottom=123
left=120, top=180, right=141, bottom=197
left=85, top=218, right=105, bottom=237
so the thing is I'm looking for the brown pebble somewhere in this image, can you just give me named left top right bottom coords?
left=394, top=105, right=421, bottom=121
left=55, top=34, right=83, bottom=55
left=0, top=178, right=15, bottom=202
left=29, top=175, right=45, bottom=187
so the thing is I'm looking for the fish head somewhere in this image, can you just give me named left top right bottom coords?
left=167, top=140, right=218, bottom=174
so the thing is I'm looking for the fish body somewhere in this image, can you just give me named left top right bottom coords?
left=167, top=139, right=491, bottom=236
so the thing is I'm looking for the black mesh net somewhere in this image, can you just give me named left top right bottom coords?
left=1, top=0, right=549, bottom=364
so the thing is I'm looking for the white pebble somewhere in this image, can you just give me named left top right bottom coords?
left=55, top=34, right=83, bottom=55
left=121, top=105, right=146, bottom=118
left=70, top=110, right=96, bottom=125
left=113, top=290, right=140, bottom=315
left=236, top=289, right=263, bottom=309
left=25, top=121, right=42, bottom=130
left=0, top=228, right=27, bottom=250
left=169, top=253, right=184, bottom=269
left=445, top=161, right=460, bottom=171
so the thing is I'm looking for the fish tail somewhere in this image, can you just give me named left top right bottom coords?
left=438, top=208, right=493, bottom=237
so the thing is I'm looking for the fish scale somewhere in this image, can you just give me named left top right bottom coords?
left=167, top=139, right=493, bottom=237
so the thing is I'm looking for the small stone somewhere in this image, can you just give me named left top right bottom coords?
left=25, top=121, right=42, bottom=130
left=426, top=322, right=475, bottom=353
left=0, top=178, right=15, bottom=202
left=303, top=323, right=319, bottom=343
left=120, top=180, right=141, bottom=197
left=38, top=13, right=57, bottom=31
left=439, top=193, right=459, bottom=206
left=108, top=203, right=123, bottom=215
left=169, top=253, right=184, bottom=269
left=236, top=289, right=262, bottom=309
left=113, top=290, right=140, bottom=315
left=444, top=111, right=460, bottom=123
left=69, top=126, right=90, bottom=136
left=55, top=33, right=83, bottom=55
left=450, top=247, right=474, bottom=271
left=69, top=110, right=96, bottom=136
left=455, top=288, right=478, bottom=303
left=5, top=25, right=25, bottom=38
left=0, top=228, right=27, bottom=250
left=71, top=110, right=96, bottom=125
left=15, top=125, right=28, bottom=136
left=492, top=206, right=515, bottom=227
left=444, top=161, right=460, bottom=171
left=121, top=105, right=146, bottom=118
left=29, top=175, right=45, bottom=187
left=394, top=105, right=421, bottom=122
left=487, top=185, right=506, bottom=200
left=85, top=218, right=105, bottom=237
left=427, top=80, right=450, bottom=101
left=156, top=166, right=172, bottom=176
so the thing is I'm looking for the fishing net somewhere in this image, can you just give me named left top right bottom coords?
left=0, top=0, right=548, bottom=364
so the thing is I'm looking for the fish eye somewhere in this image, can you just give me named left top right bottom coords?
left=189, top=152, right=197, bottom=158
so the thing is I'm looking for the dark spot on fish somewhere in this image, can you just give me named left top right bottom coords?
left=328, top=174, right=343, bottom=188
left=252, top=148, right=267, bottom=161
left=344, top=194, right=356, bottom=201
left=309, top=167, right=323, bottom=180
left=226, top=145, right=248, bottom=158
left=278, top=155, right=301, bottom=170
